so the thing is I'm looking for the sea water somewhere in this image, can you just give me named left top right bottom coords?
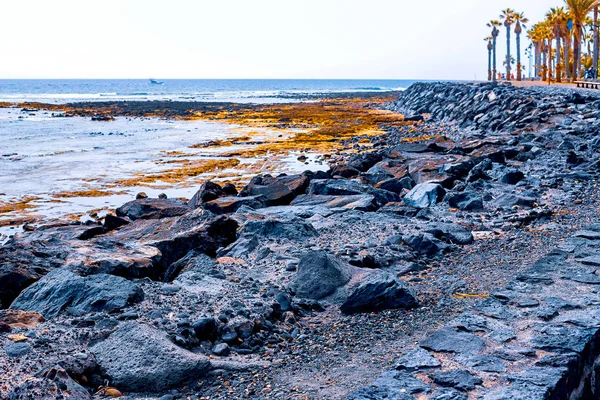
left=0, top=79, right=416, bottom=103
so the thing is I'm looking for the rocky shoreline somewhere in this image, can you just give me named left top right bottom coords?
left=3, top=82, right=600, bottom=399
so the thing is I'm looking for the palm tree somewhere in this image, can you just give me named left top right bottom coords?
left=543, top=21, right=554, bottom=81
left=513, top=12, right=529, bottom=80
left=565, top=0, right=600, bottom=81
left=529, top=23, right=547, bottom=79
left=528, top=23, right=544, bottom=79
left=485, top=36, right=494, bottom=80
left=564, top=9, right=574, bottom=79
left=547, top=7, right=569, bottom=82
left=487, top=20, right=502, bottom=81
left=500, top=9, right=516, bottom=80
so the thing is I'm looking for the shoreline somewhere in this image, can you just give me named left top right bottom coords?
left=2, top=82, right=600, bottom=398
left=0, top=92, right=406, bottom=242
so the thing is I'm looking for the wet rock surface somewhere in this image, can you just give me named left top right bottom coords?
left=90, top=322, right=211, bottom=392
left=4, top=82, right=600, bottom=398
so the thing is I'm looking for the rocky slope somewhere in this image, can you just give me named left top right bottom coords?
left=2, top=82, right=600, bottom=399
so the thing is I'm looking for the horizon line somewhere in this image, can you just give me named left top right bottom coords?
left=0, top=77, right=454, bottom=81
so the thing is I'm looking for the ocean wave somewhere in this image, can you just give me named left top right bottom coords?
left=353, top=87, right=384, bottom=91
left=28, top=147, right=96, bottom=158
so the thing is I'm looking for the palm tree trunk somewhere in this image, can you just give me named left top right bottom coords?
left=516, top=32, right=522, bottom=81
left=492, top=37, right=497, bottom=81
left=542, top=42, right=548, bottom=81
left=506, top=25, right=512, bottom=80
left=556, top=29, right=562, bottom=83
left=595, top=7, right=599, bottom=79
left=535, top=43, right=541, bottom=79
left=574, top=27, right=581, bottom=81
left=488, top=48, right=492, bottom=81
left=565, top=32, right=570, bottom=79
left=548, top=39, right=553, bottom=82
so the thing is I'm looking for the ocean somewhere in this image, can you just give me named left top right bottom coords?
left=0, top=79, right=417, bottom=103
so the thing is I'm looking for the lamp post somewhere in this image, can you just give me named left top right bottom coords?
left=526, top=43, right=533, bottom=79
left=492, top=26, right=499, bottom=81
left=594, top=7, right=599, bottom=79
left=487, top=39, right=493, bottom=81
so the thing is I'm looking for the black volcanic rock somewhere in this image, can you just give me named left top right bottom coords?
left=203, top=195, right=268, bottom=214
left=290, top=251, right=354, bottom=300
left=340, top=273, right=418, bottom=314
left=10, top=269, right=144, bottom=319
left=91, top=322, right=211, bottom=392
left=117, top=198, right=191, bottom=220
left=188, top=181, right=226, bottom=208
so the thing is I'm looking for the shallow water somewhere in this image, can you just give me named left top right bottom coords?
left=0, top=79, right=399, bottom=242
left=0, top=107, right=327, bottom=241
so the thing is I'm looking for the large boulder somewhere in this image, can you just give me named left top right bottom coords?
left=104, top=208, right=238, bottom=272
left=366, top=160, right=409, bottom=179
left=240, top=174, right=310, bottom=206
left=494, top=193, right=537, bottom=208
left=203, top=195, right=267, bottom=215
left=403, top=183, right=446, bottom=208
left=307, top=179, right=399, bottom=207
left=407, top=157, right=456, bottom=185
left=10, top=269, right=144, bottom=319
left=217, top=234, right=260, bottom=259
left=0, top=225, right=91, bottom=307
left=424, top=223, right=473, bottom=245
left=290, top=251, right=354, bottom=300
left=340, top=273, right=419, bottom=314
left=345, top=152, right=384, bottom=171
left=116, top=198, right=191, bottom=220
left=500, top=170, right=525, bottom=185
left=63, top=240, right=161, bottom=279
left=166, top=251, right=223, bottom=282
left=445, top=191, right=484, bottom=211
left=0, top=210, right=236, bottom=305
left=403, top=233, right=449, bottom=256
left=188, top=181, right=226, bottom=208
left=90, top=322, right=211, bottom=392
left=331, top=164, right=361, bottom=178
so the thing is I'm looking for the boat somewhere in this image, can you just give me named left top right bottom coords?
left=149, top=79, right=164, bottom=85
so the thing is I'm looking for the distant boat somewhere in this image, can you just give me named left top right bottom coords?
left=149, top=79, right=164, bottom=85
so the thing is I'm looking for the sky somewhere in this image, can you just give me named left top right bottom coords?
left=1, top=0, right=562, bottom=80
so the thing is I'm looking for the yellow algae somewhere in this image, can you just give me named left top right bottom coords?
left=0, top=197, right=42, bottom=215
left=453, top=292, right=490, bottom=299
left=113, top=158, right=241, bottom=186
left=190, top=135, right=253, bottom=149
left=53, top=189, right=127, bottom=198
left=14, top=94, right=413, bottom=190
left=187, top=101, right=408, bottom=158
left=159, top=150, right=189, bottom=157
